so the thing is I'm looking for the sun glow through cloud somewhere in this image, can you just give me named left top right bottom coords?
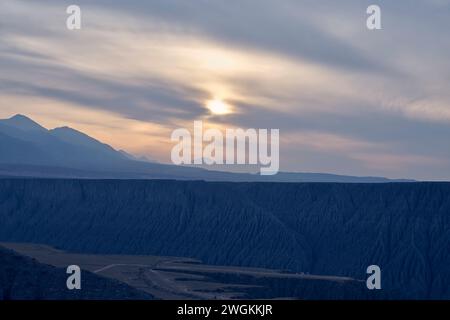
left=206, top=99, right=233, bottom=115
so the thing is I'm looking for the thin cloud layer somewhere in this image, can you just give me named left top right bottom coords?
left=0, top=0, right=449, bottom=180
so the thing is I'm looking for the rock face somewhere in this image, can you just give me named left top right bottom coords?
left=0, top=179, right=449, bottom=299
left=0, top=246, right=153, bottom=300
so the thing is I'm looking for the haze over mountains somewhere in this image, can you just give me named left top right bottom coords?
left=0, top=114, right=412, bottom=182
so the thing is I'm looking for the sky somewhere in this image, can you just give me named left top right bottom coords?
left=0, top=0, right=449, bottom=180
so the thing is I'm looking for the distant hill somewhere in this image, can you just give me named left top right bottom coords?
left=0, top=179, right=448, bottom=299
left=0, top=114, right=413, bottom=182
left=1, top=243, right=385, bottom=300
left=0, top=114, right=47, bottom=132
left=0, top=245, right=152, bottom=300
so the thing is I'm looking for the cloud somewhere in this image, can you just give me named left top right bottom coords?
left=0, top=0, right=449, bottom=180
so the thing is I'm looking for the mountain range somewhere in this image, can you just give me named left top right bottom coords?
left=0, top=114, right=413, bottom=182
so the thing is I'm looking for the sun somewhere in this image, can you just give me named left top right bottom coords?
left=206, top=99, right=232, bottom=115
